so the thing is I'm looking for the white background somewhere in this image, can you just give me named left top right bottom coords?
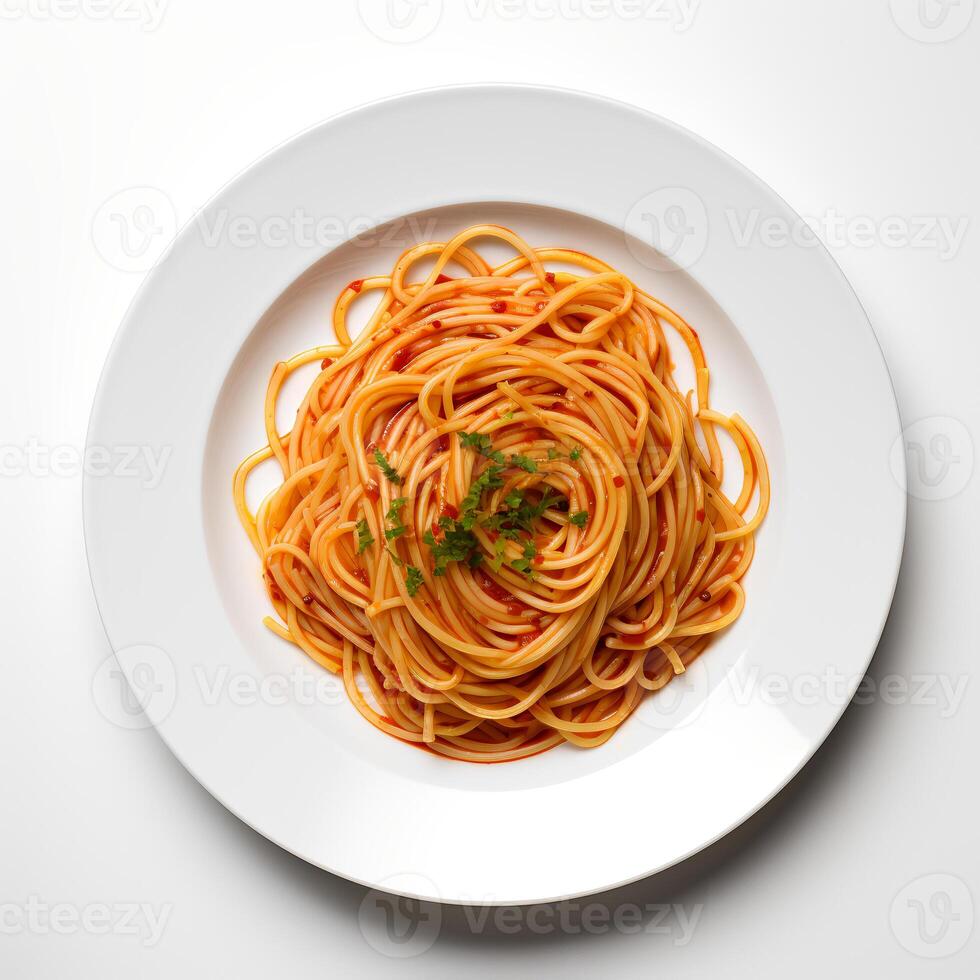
left=2, top=1, right=978, bottom=976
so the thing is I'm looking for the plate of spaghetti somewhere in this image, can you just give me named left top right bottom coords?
left=85, top=86, right=905, bottom=904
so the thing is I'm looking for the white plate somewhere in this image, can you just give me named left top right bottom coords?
left=84, top=85, right=905, bottom=905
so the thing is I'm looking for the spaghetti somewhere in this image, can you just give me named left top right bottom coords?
left=234, top=225, right=769, bottom=763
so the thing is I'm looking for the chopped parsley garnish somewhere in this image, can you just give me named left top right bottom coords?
left=426, top=433, right=561, bottom=577
left=384, top=497, right=408, bottom=540
left=569, top=446, right=583, bottom=461
left=508, top=453, right=538, bottom=473
left=547, top=447, right=560, bottom=460
left=459, top=432, right=539, bottom=473
left=490, top=535, right=507, bottom=572
left=373, top=448, right=402, bottom=484
left=458, top=431, right=505, bottom=465
left=504, top=488, right=523, bottom=509
left=569, top=511, right=589, bottom=528
left=502, top=411, right=515, bottom=421
left=510, top=539, right=537, bottom=578
left=405, top=566, right=424, bottom=597
left=460, top=463, right=505, bottom=517
left=355, top=518, right=374, bottom=554
left=458, top=430, right=492, bottom=453
left=424, top=523, right=481, bottom=575
left=385, top=546, right=404, bottom=567
left=483, top=488, right=561, bottom=538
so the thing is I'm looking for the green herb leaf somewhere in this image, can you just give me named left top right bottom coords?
left=510, top=539, right=537, bottom=579
left=570, top=511, right=589, bottom=528
left=373, top=448, right=402, bottom=485
left=355, top=518, right=374, bottom=554
left=406, top=566, right=424, bottom=597
left=508, top=453, right=538, bottom=473
left=482, top=489, right=561, bottom=537
left=569, top=446, right=583, bottom=462
left=385, top=497, right=407, bottom=523
left=458, top=430, right=491, bottom=453
left=504, top=489, right=524, bottom=510
left=458, top=431, right=505, bottom=464
left=385, top=546, right=404, bottom=567
left=384, top=496, right=409, bottom=540
left=428, top=522, right=480, bottom=576
left=460, top=464, right=504, bottom=515
left=490, top=536, right=507, bottom=572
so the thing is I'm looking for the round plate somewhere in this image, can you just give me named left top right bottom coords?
left=84, top=85, right=905, bottom=905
